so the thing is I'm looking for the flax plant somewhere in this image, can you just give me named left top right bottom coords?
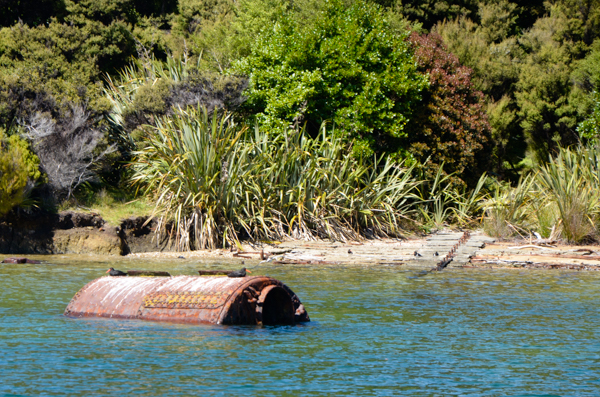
left=482, top=175, right=537, bottom=239
left=132, top=107, right=247, bottom=249
left=450, top=173, right=488, bottom=227
left=536, top=146, right=600, bottom=243
left=132, top=106, right=421, bottom=250
left=414, top=166, right=454, bottom=229
left=413, top=166, right=488, bottom=229
left=482, top=144, right=600, bottom=243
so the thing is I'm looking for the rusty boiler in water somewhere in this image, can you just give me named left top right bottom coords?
left=64, top=275, right=309, bottom=325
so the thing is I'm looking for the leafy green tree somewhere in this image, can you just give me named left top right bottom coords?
left=375, top=0, right=544, bottom=33
left=0, top=129, right=40, bottom=216
left=578, top=91, right=600, bottom=141
left=236, top=0, right=427, bottom=157
left=551, top=0, right=600, bottom=47
left=434, top=0, right=600, bottom=171
left=0, top=2, right=141, bottom=127
left=382, top=0, right=479, bottom=31
left=515, top=13, right=580, bottom=162
left=171, top=0, right=307, bottom=72
left=435, top=2, right=522, bottom=101
left=571, top=38, right=600, bottom=118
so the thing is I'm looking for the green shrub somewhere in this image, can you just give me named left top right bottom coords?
left=0, top=131, right=33, bottom=216
left=105, top=57, right=248, bottom=155
left=235, top=0, right=427, bottom=158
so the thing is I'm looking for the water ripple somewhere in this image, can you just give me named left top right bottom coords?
left=1, top=258, right=600, bottom=395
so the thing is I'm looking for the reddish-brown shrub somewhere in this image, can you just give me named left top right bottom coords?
left=406, top=32, right=492, bottom=188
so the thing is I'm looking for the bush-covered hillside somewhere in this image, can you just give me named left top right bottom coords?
left=3, top=0, right=600, bottom=246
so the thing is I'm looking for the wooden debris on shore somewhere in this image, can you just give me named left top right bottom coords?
left=2, top=257, right=41, bottom=264
left=470, top=241, right=600, bottom=271
left=233, top=249, right=271, bottom=260
left=272, top=259, right=341, bottom=265
left=469, top=256, right=600, bottom=271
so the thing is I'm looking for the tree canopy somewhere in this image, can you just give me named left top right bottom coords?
left=236, top=0, right=428, bottom=157
left=3, top=0, right=600, bottom=216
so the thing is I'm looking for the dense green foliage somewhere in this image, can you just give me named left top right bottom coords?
left=0, top=130, right=41, bottom=216
left=3, top=0, right=600, bottom=246
left=134, top=106, right=420, bottom=249
left=435, top=0, right=600, bottom=170
left=578, top=92, right=600, bottom=140
left=236, top=1, right=427, bottom=157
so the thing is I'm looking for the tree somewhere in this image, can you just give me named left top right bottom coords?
left=236, top=0, right=427, bottom=157
left=24, top=106, right=114, bottom=200
left=381, top=0, right=479, bottom=31
left=0, top=0, right=65, bottom=27
left=578, top=91, right=600, bottom=142
left=434, top=1, right=596, bottom=174
left=515, top=12, right=580, bottom=162
left=405, top=32, right=491, bottom=187
left=0, top=129, right=40, bottom=216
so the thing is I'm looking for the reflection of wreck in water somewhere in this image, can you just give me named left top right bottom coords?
left=65, top=275, right=309, bottom=325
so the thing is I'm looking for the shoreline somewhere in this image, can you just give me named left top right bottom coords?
left=3, top=209, right=600, bottom=271
left=125, top=232, right=600, bottom=271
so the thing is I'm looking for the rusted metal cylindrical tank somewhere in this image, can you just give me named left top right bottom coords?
left=64, top=276, right=309, bottom=325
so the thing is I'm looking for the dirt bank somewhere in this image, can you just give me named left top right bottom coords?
left=0, top=211, right=173, bottom=255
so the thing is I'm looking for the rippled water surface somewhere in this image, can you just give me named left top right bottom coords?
left=1, top=255, right=600, bottom=396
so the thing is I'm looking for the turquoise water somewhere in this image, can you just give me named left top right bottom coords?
left=1, top=255, right=600, bottom=396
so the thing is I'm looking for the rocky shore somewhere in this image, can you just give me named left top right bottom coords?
left=2, top=211, right=600, bottom=271
left=0, top=211, right=173, bottom=255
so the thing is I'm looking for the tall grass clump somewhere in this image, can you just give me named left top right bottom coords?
left=536, top=145, right=600, bottom=243
left=132, top=106, right=421, bottom=250
left=482, top=175, right=537, bottom=239
left=481, top=144, right=600, bottom=243
left=413, top=165, right=488, bottom=230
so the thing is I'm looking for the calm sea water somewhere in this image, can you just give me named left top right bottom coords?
left=1, top=255, right=599, bottom=396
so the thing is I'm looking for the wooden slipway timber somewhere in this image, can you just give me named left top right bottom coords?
left=64, top=275, right=309, bottom=325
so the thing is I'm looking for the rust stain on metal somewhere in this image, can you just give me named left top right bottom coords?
left=143, top=291, right=229, bottom=309
left=64, top=275, right=309, bottom=326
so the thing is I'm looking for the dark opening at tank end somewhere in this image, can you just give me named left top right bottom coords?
left=64, top=275, right=309, bottom=326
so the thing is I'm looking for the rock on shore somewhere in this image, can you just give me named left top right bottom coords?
left=0, top=211, right=173, bottom=255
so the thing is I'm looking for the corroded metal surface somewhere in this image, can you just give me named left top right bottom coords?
left=64, top=275, right=309, bottom=325
left=127, top=270, right=171, bottom=277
